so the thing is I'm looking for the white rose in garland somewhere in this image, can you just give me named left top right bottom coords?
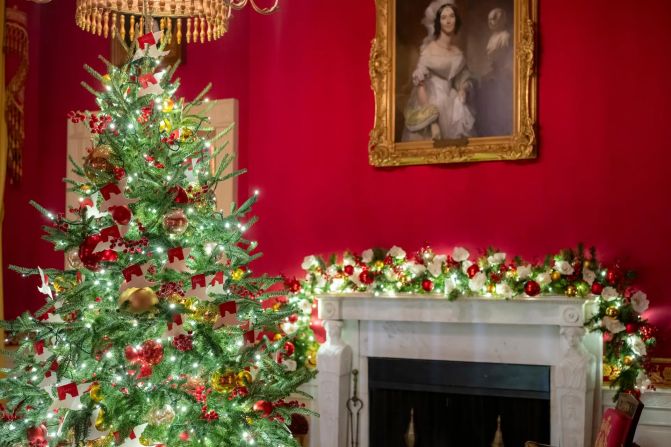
left=326, top=264, right=339, bottom=277
left=631, top=291, right=649, bottom=314
left=408, top=263, right=427, bottom=277
left=555, top=260, right=574, bottom=275
left=487, top=252, right=506, bottom=265
left=298, top=299, right=313, bottom=314
left=602, top=316, right=626, bottom=334
left=601, top=287, right=618, bottom=301
left=362, top=249, right=374, bottom=263
left=517, top=265, right=531, bottom=280
left=444, top=277, right=456, bottom=295
left=582, top=268, right=596, bottom=285
left=452, top=247, right=470, bottom=262
left=428, top=255, right=446, bottom=277
left=536, top=272, right=551, bottom=287
left=469, top=272, right=486, bottom=292
left=387, top=246, right=406, bottom=259
left=301, top=255, right=319, bottom=271
left=462, top=260, right=473, bottom=275
left=630, top=335, right=647, bottom=356
left=495, top=283, right=515, bottom=299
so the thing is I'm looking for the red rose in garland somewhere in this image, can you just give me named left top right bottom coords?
left=466, top=264, right=480, bottom=279
left=343, top=264, right=354, bottom=276
left=359, top=270, right=375, bottom=285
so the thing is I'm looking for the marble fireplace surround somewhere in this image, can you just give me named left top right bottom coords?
left=316, top=294, right=603, bottom=447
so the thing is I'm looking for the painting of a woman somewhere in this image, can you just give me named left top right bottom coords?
left=402, top=2, right=475, bottom=141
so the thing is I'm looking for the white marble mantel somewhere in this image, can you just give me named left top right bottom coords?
left=316, top=294, right=602, bottom=447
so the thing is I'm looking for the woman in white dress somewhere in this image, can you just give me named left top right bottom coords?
left=402, top=2, right=475, bottom=141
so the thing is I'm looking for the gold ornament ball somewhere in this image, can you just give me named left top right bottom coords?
left=119, top=287, right=158, bottom=314
left=236, top=370, right=253, bottom=387
left=231, top=268, right=245, bottom=281
left=89, top=383, right=103, bottom=402
left=551, top=271, right=562, bottom=281
left=180, top=127, right=194, bottom=142
left=373, top=260, right=384, bottom=271
left=211, top=370, right=237, bottom=393
left=84, top=145, right=115, bottom=184
left=66, top=248, right=83, bottom=269
left=623, top=356, right=634, bottom=366
left=606, top=306, right=619, bottom=318
left=149, top=406, right=175, bottom=425
left=565, top=285, right=577, bottom=297
left=583, top=260, right=592, bottom=269
left=162, top=208, right=189, bottom=235
left=487, top=284, right=496, bottom=294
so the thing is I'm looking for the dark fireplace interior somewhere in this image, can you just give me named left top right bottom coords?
left=368, top=358, right=551, bottom=447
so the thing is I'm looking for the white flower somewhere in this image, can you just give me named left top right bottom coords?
left=487, top=252, right=506, bottom=265
left=536, top=272, right=551, bottom=287
left=428, top=258, right=444, bottom=277
left=301, top=255, right=319, bottom=271
left=601, top=287, right=618, bottom=301
left=361, top=249, right=374, bottom=263
left=495, top=283, right=515, bottom=298
left=315, top=275, right=326, bottom=290
left=282, top=359, right=297, bottom=372
left=298, top=300, right=313, bottom=314
left=636, top=370, right=652, bottom=391
left=602, top=316, right=626, bottom=334
left=384, top=269, right=397, bottom=281
left=517, top=265, right=531, bottom=280
left=452, top=247, right=470, bottom=262
left=343, top=253, right=356, bottom=266
left=631, top=291, right=649, bottom=314
left=326, top=265, right=339, bottom=276
left=630, top=335, right=647, bottom=356
left=387, top=246, right=406, bottom=259
left=434, top=254, right=447, bottom=264
left=582, top=268, right=596, bottom=285
left=331, top=276, right=345, bottom=291
left=408, top=264, right=427, bottom=277
left=469, top=272, right=486, bottom=292
left=555, top=260, right=574, bottom=275
left=461, top=260, right=473, bottom=275
left=280, top=322, right=299, bottom=335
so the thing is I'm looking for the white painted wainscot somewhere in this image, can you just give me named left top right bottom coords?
left=316, top=294, right=603, bottom=447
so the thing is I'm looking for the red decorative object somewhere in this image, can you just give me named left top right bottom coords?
left=27, top=424, right=48, bottom=447
left=524, top=280, right=541, bottom=296
left=591, top=282, right=604, bottom=295
left=359, top=270, right=374, bottom=285
left=173, top=334, right=193, bottom=351
left=124, top=346, right=139, bottom=362
left=421, top=279, right=433, bottom=292
left=625, top=323, right=638, bottom=334
left=171, top=186, right=189, bottom=204
left=343, top=265, right=354, bottom=276
left=110, top=205, right=132, bottom=225
left=113, top=166, right=126, bottom=180
left=285, top=278, right=301, bottom=293
left=79, top=234, right=118, bottom=271
left=253, top=400, right=273, bottom=417
left=140, top=340, right=164, bottom=365
left=284, top=341, right=295, bottom=356
left=466, top=264, right=480, bottom=279
left=179, top=432, right=190, bottom=441
left=606, top=268, right=621, bottom=285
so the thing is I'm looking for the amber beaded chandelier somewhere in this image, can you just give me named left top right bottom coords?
left=75, top=0, right=279, bottom=43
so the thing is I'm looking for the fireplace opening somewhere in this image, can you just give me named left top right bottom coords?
left=368, top=358, right=551, bottom=446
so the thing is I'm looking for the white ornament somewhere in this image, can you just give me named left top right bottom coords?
left=602, top=316, right=625, bottom=334
left=555, top=260, right=574, bottom=275
left=631, top=291, right=649, bottom=314
left=387, top=246, right=406, bottom=259
left=452, top=247, right=470, bottom=262
left=469, top=272, right=486, bottom=292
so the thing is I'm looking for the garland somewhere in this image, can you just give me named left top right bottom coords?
left=287, top=244, right=656, bottom=399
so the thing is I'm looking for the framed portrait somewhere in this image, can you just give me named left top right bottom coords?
left=368, top=0, right=537, bottom=166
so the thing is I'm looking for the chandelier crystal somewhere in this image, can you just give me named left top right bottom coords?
left=75, top=0, right=279, bottom=43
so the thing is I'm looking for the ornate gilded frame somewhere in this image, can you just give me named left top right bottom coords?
left=369, top=0, right=537, bottom=167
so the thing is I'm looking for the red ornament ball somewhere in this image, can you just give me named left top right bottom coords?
left=173, top=334, right=193, bottom=351
left=286, top=279, right=301, bottom=293
left=421, top=279, right=434, bottom=292
left=171, top=186, right=189, bottom=204
left=140, top=340, right=164, bottom=365
left=288, top=314, right=298, bottom=323
left=466, top=264, right=480, bottom=279
left=625, top=323, right=639, bottom=334
left=591, top=282, right=604, bottom=295
left=359, top=270, right=374, bottom=285
left=343, top=265, right=354, bottom=276
left=179, top=432, right=190, bottom=441
left=124, top=346, right=140, bottom=362
left=524, top=280, right=541, bottom=296
left=110, top=205, right=132, bottom=225
left=606, top=268, right=621, bottom=285
left=27, top=424, right=48, bottom=447
left=253, top=400, right=274, bottom=417
left=284, top=341, right=295, bottom=356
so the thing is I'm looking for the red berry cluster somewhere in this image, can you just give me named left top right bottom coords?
left=137, top=104, right=154, bottom=124
left=109, top=236, right=149, bottom=254
left=67, top=110, right=86, bottom=123
left=162, top=129, right=180, bottom=145
left=201, top=405, right=219, bottom=421
left=158, top=281, right=185, bottom=298
left=172, top=334, right=193, bottom=351
left=88, top=114, right=112, bottom=134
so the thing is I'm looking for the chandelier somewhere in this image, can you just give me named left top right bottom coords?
left=74, top=0, right=279, bottom=43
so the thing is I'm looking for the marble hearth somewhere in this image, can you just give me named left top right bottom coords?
left=316, top=294, right=602, bottom=447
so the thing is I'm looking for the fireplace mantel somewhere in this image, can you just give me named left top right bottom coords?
left=316, top=294, right=602, bottom=447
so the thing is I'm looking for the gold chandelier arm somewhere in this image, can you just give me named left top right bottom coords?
left=228, top=0, right=279, bottom=15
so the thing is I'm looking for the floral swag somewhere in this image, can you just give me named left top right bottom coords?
left=286, top=245, right=655, bottom=399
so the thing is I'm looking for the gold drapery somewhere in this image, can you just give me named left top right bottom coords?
left=0, top=0, right=7, bottom=338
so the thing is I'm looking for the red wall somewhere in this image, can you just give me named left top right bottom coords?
left=4, top=1, right=671, bottom=355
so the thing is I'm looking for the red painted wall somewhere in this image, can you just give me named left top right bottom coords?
left=3, top=1, right=671, bottom=356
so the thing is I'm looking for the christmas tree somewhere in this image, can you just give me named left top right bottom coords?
left=0, top=30, right=315, bottom=447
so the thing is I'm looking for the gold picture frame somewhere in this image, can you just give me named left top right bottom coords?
left=369, top=0, right=537, bottom=167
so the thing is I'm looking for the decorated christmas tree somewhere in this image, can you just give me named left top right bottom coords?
left=0, top=30, right=314, bottom=446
